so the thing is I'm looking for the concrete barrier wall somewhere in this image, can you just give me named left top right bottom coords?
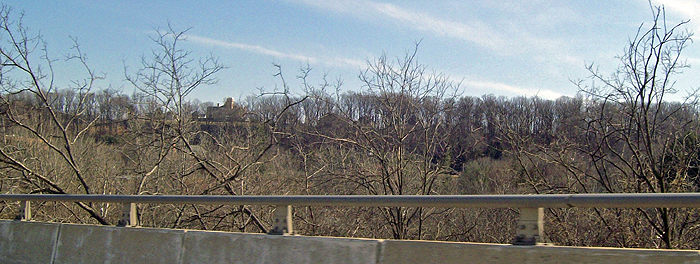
left=379, top=239, right=700, bottom=264
left=181, top=229, right=379, bottom=264
left=0, top=220, right=699, bottom=264
left=0, top=221, right=59, bottom=264
left=53, top=224, right=186, bottom=264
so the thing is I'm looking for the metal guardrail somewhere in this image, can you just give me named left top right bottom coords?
left=2, top=193, right=700, bottom=245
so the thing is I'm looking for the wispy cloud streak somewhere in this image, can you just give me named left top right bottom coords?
left=653, top=0, right=700, bottom=33
left=289, top=0, right=581, bottom=67
left=187, top=34, right=366, bottom=69
left=291, top=0, right=508, bottom=51
left=464, top=79, right=563, bottom=100
left=363, top=2, right=507, bottom=50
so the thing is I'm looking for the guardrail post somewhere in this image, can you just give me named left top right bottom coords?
left=117, top=203, right=137, bottom=227
left=268, top=205, right=293, bottom=235
left=14, top=201, right=31, bottom=221
left=513, top=207, right=543, bottom=245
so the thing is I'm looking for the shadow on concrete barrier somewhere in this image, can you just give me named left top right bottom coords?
left=0, top=220, right=699, bottom=264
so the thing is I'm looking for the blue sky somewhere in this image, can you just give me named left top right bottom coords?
left=5, top=0, right=700, bottom=103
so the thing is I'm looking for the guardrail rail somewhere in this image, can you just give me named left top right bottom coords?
left=2, top=193, right=700, bottom=245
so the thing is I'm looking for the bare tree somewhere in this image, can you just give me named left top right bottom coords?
left=301, top=45, right=462, bottom=239
left=579, top=5, right=699, bottom=249
left=0, top=5, right=114, bottom=224
left=509, top=5, right=699, bottom=249
left=124, top=28, right=313, bottom=232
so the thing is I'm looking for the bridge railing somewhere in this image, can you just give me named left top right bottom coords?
left=2, top=193, right=700, bottom=245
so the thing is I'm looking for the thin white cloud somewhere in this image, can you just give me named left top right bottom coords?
left=642, top=0, right=700, bottom=82
left=646, top=0, right=700, bottom=33
left=186, top=34, right=366, bottom=69
left=290, top=0, right=509, bottom=51
left=290, top=0, right=365, bottom=14
left=187, top=35, right=315, bottom=62
left=688, top=57, right=700, bottom=66
left=363, top=2, right=508, bottom=50
left=188, top=30, right=564, bottom=99
left=288, top=0, right=583, bottom=69
left=465, top=80, right=563, bottom=100
left=285, top=0, right=577, bottom=100
left=653, top=0, right=700, bottom=19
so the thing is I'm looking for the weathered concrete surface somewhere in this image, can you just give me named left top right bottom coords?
left=379, top=240, right=700, bottom=264
left=1, top=220, right=700, bottom=264
left=0, top=221, right=59, bottom=264
left=52, top=224, right=185, bottom=264
left=182, top=231, right=379, bottom=264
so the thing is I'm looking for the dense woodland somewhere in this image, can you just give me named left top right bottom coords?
left=0, top=4, right=699, bottom=249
